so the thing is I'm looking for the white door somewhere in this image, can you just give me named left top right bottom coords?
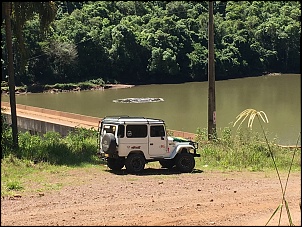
left=148, top=125, right=167, bottom=157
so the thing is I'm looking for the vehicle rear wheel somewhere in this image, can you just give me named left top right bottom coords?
left=125, top=153, right=145, bottom=173
left=159, top=159, right=175, bottom=169
left=107, top=157, right=125, bottom=170
left=175, top=153, right=195, bottom=173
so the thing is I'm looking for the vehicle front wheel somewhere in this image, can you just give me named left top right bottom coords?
left=125, top=153, right=145, bottom=173
left=107, top=157, right=125, bottom=171
left=175, top=153, right=195, bottom=173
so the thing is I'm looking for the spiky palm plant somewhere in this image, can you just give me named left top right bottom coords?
left=233, top=108, right=300, bottom=226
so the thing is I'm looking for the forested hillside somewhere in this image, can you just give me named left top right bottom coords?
left=1, top=1, right=301, bottom=86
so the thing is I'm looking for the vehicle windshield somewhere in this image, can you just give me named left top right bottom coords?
left=103, top=125, right=116, bottom=134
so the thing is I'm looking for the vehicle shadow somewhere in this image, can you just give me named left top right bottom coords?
left=105, top=167, right=204, bottom=176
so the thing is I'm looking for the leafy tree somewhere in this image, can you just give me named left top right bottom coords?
left=2, top=2, right=57, bottom=148
left=2, top=1, right=300, bottom=90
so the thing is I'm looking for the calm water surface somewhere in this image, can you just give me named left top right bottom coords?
left=2, top=74, right=301, bottom=145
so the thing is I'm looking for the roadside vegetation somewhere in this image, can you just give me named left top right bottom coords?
left=1, top=111, right=300, bottom=198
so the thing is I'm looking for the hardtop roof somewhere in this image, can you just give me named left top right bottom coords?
left=101, top=116, right=165, bottom=124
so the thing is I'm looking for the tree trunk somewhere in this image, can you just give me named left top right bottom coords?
left=4, top=2, right=19, bottom=149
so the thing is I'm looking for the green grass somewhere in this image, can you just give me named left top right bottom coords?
left=194, top=136, right=301, bottom=172
left=1, top=154, right=107, bottom=197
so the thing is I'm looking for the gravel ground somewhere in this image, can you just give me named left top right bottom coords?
left=1, top=166, right=301, bottom=226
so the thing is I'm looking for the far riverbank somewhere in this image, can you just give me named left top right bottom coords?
left=1, top=83, right=135, bottom=96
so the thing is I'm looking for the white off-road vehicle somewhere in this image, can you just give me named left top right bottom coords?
left=97, top=116, right=200, bottom=173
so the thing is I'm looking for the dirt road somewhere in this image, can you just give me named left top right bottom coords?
left=1, top=166, right=301, bottom=226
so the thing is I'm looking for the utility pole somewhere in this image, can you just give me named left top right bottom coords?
left=208, top=1, right=216, bottom=140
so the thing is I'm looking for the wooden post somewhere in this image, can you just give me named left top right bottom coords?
left=208, top=1, right=216, bottom=140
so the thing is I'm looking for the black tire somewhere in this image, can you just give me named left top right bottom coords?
left=125, top=153, right=145, bottom=173
left=159, top=159, right=175, bottom=169
left=175, top=153, right=195, bottom=173
left=102, top=133, right=116, bottom=154
left=107, top=157, right=125, bottom=171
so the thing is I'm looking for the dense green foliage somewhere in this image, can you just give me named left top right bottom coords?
left=195, top=127, right=300, bottom=172
left=1, top=125, right=100, bottom=166
left=2, top=1, right=300, bottom=86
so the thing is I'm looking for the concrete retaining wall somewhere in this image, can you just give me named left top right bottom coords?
left=2, top=113, right=75, bottom=137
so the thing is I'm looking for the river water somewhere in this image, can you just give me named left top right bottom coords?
left=1, top=74, right=301, bottom=145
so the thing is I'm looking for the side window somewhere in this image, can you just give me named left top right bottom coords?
left=126, top=125, right=147, bottom=138
left=150, top=125, right=165, bottom=137
left=117, top=125, right=125, bottom=138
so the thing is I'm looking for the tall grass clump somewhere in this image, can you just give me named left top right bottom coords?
left=195, top=122, right=300, bottom=172
left=194, top=126, right=299, bottom=171
left=1, top=119, right=100, bottom=166
left=1, top=111, right=14, bottom=158
left=233, top=108, right=300, bottom=226
left=62, top=127, right=99, bottom=165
